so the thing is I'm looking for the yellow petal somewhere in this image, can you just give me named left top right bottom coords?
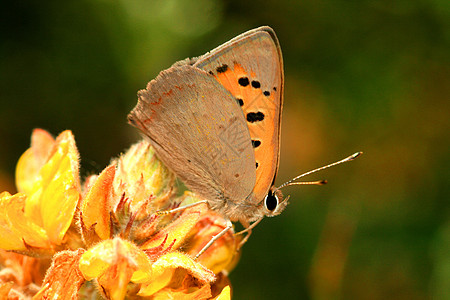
left=137, top=268, right=175, bottom=296
left=81, top=165, right=115, bottom=242
left=139, top=252, right=215, bottom=296
left=79, top=238, right=152, bottom=283
left=97, top=251, right=135, bottom=300
left=33, top=249, right=85, bottom=300
left=0, top=192, right=49, bottom=250
left=16, top=129, right=55, bottom=195
left=25, top=130, right=81, bottom=245
left=141, top=202, right=207, bottom=251
left=211, top=272, right=232, bottom=299
left=151, top=284, right=212, bottom=300
left=214, top=285, right=231, bottom=300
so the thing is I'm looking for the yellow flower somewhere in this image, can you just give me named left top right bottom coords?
left=0, top=129, right=237, bottom=299
left=0, top=129, right=80, bottom=254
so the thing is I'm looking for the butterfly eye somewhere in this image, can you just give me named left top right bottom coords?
left=264, top=192, right=279, bottom=212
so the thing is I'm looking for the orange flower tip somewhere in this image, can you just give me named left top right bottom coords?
left=0, top=282, right=14, bottom=298
left=81, top=164, right=115, bottom=242
left=38, top=249, right=86, bottom=299
left=31, top=128, right=55, bottom=147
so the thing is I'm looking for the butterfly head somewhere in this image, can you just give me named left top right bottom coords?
left=262, top=186, right=289, bottom=217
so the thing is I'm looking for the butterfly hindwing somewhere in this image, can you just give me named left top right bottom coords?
left=194, top=26, right=284, bottom=205
left=128, top=65, right=256, bottom=215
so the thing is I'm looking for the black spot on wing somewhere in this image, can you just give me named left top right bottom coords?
left=236, top=98, right=244, bottom=106
left=247, top=112, right=265, bottom=123
left=251, top=80, right=261, bottom=88
left=238, top=77, right=249, bottom=87
left=216, top=64, right=228, bottom=73
left=252, top=140, right=261, bottom=148
left=263, top=91, right=270, bottom=96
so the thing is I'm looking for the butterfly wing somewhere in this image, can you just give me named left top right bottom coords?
left=194, top=26, right=284, bottom=205
left=128, top=65, right=256, bottom=215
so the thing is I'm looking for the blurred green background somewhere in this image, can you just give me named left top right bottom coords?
left=1, top=0, right=449, bottom=299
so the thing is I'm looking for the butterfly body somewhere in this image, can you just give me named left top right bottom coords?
left=129, top=26, right=286, bottom=225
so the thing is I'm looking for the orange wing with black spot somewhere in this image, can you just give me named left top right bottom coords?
left=194, top=27, right=284, bottom=205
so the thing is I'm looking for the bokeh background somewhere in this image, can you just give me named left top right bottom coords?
left=1, top=1, right=448, bottom=299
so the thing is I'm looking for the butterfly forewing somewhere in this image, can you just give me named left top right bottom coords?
left=194, top=27, right=284, bottom=205
left=128, top=66, right=256, bottom=215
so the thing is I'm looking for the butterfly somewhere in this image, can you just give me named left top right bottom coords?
left=128, top=26, right=361, bottom=256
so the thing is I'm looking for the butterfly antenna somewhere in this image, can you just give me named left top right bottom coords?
left=275, top=152, right=362, bottom=191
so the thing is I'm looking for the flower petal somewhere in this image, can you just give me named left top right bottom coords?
left=151, top=284, right=212, bottom=300
left=139, top=252, right=215, bottom=296
left=34, top=249, right=86, bottom=300
left=186, top=211, right=239, bottom=274
left=15, top=129, right=55, bottom=195
left=96, top=252, right=136, bottom=300
left=0, top=282, right=13, bottom=299
left=79, top=238, right=152, bottom=284
left=211, top=272, right=232, bottom=299
left=141, top=201, right=208, bottom=251
left=214, top=285, right=231, bottom=300
left=0, top=192, right=50, bottom=250
left=113, top=140, right=175, bottom=214
left=24, top=130, right=81, bottom=245
left=81, top=165, right=115, bottom=243
left=0, top=250, right=48, bottom=289
left=136, top=268, right=175, bottom=296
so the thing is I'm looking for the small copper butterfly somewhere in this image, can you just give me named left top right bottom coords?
left=128, top=26, right=361, bottom=257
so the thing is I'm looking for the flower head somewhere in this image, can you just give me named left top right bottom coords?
left=0, top=129, right=239, bottom=299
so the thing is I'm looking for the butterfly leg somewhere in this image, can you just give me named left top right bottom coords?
left=194, top=220, right=233, bottom=260
left=235, top=217, right=264, bottom=250
left=155, top=200, right=209, bottom=216
left=237, top=229, right=252, bottom=250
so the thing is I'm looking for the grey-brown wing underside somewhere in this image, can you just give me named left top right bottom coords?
left=128, top=65, right=256, bottom=207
